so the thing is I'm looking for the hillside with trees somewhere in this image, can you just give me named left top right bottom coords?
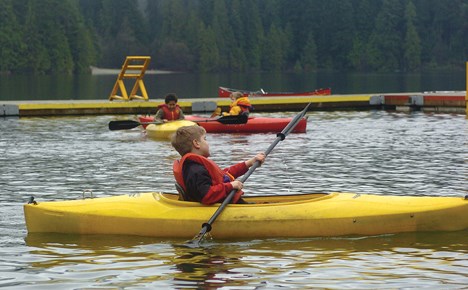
left=0, top=0, right=466, bottom=74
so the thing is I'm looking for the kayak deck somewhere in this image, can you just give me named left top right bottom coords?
left=145, top=120, right=197, bottom=140
left=187, top=115, right=307, bottom=133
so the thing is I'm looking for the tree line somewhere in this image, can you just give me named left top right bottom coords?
left=0, top=0, right=466, bottom=74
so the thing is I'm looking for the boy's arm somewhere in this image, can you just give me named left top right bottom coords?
left=230, top=106, right=242, bottom=115
left=225, top=162, right=249, bottom=178
left=178, top=108, right=185, bottom=119
left=222, top=106, right=241, bottom=116
left=201, top=183, right=234, bottom=205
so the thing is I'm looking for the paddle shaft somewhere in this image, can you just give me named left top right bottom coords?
left=193, top=103, right=312, bottom=243
left=196, top=114, right=248, bottom=124
left=108, top=120, right=161, bottom=130
left=108, top=115, right=247, bottom=131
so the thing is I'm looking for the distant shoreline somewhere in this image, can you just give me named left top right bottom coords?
left=90, top=66, right=176, bottom=75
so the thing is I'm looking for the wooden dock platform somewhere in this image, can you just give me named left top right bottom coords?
left=1, top=92, right=466, bottom=117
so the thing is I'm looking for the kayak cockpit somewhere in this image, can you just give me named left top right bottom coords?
left=157, top=192, right=334, bottom=206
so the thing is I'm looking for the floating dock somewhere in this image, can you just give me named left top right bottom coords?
left=5, top=58, right=465, bottom=117
left=1, top=92, right=466, bottom=117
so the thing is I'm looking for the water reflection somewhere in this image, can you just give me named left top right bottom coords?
left=0, top=71, right=465, bottom=101
left=20, top=232, right=468, bottom=288
left=171, top=245, right=240, bottom=288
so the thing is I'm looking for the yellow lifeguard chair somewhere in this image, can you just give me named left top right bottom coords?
left=109, top=56, right=151, bottom=101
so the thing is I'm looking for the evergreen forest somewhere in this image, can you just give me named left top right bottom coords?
left=0, top=0, right=466, bottom=74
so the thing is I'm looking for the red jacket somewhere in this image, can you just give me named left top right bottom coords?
left=173, top=153, right=248, bottom=204
left=158, top=104, right=181, bottom=120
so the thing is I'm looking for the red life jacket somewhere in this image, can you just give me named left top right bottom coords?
left=158, top=104, right=181, bottom=120
left=173, top=153, right=243, bottom=204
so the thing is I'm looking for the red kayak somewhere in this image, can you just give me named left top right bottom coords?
left=138, top=115, right=307, bottom=133
left=218, top=86, right=331, bottom=98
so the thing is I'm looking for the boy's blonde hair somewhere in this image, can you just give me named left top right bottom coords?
left=171, top=125, right=206, bottom=156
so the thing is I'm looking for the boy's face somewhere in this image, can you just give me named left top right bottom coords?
left=167, top=100, right=177, bottom=110
left=195, top=134, right=210, bottom=157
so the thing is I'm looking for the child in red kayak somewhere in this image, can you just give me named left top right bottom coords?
left=154, top=93, right=185, bottom=122
left=211, top=91, right=253, bottom=117
left=171, top=125, right=265, bottom=205
left=224, top=91, right=253, bottom=116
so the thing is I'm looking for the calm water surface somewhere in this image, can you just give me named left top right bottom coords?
left=1, top=111, right=467, bottom=289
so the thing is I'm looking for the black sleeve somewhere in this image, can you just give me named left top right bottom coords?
left=183, top=161, right=212, bottom=202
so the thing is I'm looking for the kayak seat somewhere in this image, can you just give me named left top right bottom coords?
left=175, top=183, right=188, bottom=201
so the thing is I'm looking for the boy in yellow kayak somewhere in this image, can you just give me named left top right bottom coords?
left=154, top=93, right=185, bottom=122
left=171, top=125, right=265, bottom=205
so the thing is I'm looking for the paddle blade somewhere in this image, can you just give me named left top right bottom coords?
left=108, top=120, right=141, bottom=131
left=215, top=114, right=248, bottom=124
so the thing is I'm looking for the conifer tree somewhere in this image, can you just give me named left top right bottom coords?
left=0, top=0, right=24, bottom=72
left=403, top=1, right=421, bottom=71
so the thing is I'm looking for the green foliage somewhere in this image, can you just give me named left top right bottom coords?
left=403, top=1, right=421, bottom=71
left=262, top=24, right=284, bottom=71
left=198, top=23, right=219, bottom=72
left=0, top=0, right=97, bottom=74
left=367, top=0, right=405, bottom=72
left=0, top=0, right=24, bottom=72
left=0, top=0, right=466, bottom=74
left=301, top=32, right=317, bottom=72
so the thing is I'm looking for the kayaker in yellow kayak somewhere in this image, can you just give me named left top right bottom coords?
left=154, top=93, right=185, bottom=122
left=171, top=125, right=265, bottom=205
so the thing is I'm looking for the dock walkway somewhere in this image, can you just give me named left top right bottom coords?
left=1, top=92, right=466, bottom=117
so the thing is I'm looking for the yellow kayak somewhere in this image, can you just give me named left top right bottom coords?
left=145, top=120, right=197, bottom=140
left=24, top=192, right=468, bottom=239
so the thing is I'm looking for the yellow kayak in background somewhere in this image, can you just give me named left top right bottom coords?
left=145, top=120, right=197, bottom=140
left=24, top=192, right=468, bottom=239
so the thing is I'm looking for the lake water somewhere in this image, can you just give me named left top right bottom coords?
left=1, top=110, right=467, bottom=288
left=0, top=70, right=466, bottom=101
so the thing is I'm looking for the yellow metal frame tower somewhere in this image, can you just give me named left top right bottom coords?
left=109, top=56, right=151, bottom=101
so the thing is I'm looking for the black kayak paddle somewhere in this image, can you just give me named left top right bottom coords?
left=108, top=114, right=248, bottom=131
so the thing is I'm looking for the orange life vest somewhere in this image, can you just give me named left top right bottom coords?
left=173, top=153, right=242, bottom=204
left=158, top=104, right=181, bottom=120
left=232, top=97, right=253, bottom=113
